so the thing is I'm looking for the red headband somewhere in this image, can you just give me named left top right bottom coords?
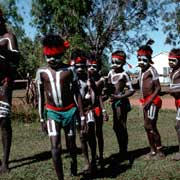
left=43, top=41, right=70, bottom=56
left=168, top=55, right=180, bottom=59
left=137, top=49, right=152, bottom=56
left=74, top=57, right=86, bottom=64
left=89, top=60, right=97, bottom=64
left=112, top=55, right=125, bottom=61
left=43, top=46, right=65, bottom=56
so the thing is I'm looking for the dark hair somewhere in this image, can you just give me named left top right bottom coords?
left=169, top=48, right=180, bottom=60
left=71, top=48, right=87, bottom=60
left=42, top=34, right=65, bottom=47
left=112, top=50, right=126, bottom=59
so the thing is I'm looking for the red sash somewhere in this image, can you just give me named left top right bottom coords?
left=94, top=106, right=101, bottom=117
left=175, top=99, right=180, bottom=107
left=140, top=95, right=162, bottom=108
left=45, top=103, right=75, bottom=111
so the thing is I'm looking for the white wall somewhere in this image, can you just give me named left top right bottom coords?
left=152, top=52, right=170, bottom=84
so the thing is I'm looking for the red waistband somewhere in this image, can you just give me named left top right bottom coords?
left=175, top=99, right=180, bottom=107
left=45, top=103, right=76, bottom=111
left=140, top=95, right=162, bottom=108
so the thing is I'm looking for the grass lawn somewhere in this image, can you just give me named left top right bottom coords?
left=0, top=103, right=179, bottom=180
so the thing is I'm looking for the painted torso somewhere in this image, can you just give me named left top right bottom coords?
left=36, top=65, right=76, bottom=107
left=170, top=67, right=180, bottom=99
left=108, top=69, right=133, bottom=96
left=139, top=66, right=159, bottom=98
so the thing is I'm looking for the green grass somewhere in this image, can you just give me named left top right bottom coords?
left=0, top=104, right=179, bottom=180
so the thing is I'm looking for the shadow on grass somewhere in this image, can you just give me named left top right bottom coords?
left=9, top=147, right=82, bottom=170
left=9, top=151, right=52, bottom=170
left=80, top=147, right=150, bottom=179
left=163, top=145, right=179, bottom=156
left=89, top=145, right=179, bottom=179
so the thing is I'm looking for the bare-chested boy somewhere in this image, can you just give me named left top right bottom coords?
left=136, top=43, right=165, bottom=159
left=36, top=34, right=84, bottom=180
left=167, top=48, right=180, bottom=160
left=87, top=58, right=108, bottom=168
left=0, top=10, right=19, bottom=173
left=71, top=49, right=97, bottom=175
left=107, top=50, right=135, bottom=159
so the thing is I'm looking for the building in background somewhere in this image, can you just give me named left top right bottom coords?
left=152, top=52, right=170, bottom=84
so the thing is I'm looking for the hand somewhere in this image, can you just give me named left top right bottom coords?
left=80, top=116, right=88, bottom=134
left=143, top=100, right=152, bottom=111
left=41, top=121, right=48, bottom=134
left=103, top=112, right=109, bottom=121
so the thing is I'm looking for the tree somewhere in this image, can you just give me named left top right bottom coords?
left=31, top=0, right=92, bottom=36
left=0, top=0, right=25, bottom=40
left=160, top=0, right=180, bottom=46
left=17, top=36, right=42, bottom=78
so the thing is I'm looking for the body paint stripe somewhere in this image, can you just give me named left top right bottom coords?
left=0, top=37, right=18, bottom=52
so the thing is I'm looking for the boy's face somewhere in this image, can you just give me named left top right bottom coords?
left=87, top=63, right=98, bottom=75
left=111, top=58, right=125, bottom=70
left=137, top=55, right=149, bottom=69
left=168, top=57, right=179, bottom=69
left=74, top=63, right=87, bottom=74
left=45, top=53, right=63, bottom=68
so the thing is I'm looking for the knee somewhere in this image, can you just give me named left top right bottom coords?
left=51, top=147, right=61, bottom=160
left=68, top=136, right=76, bottom=149
left=144, top=126, right=154, bottom=134
left=1, top=118, right=11, bottom=130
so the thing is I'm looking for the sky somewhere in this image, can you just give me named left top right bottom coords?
left=17, top=1, right=174, bottom=71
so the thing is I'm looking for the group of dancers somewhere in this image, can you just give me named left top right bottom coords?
left=35, top=34, right=180, bottom=180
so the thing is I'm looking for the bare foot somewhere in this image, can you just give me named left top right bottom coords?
left=172, top=153, right=180, bottom=161
left=152, top=152, right=165, bottom=160
left=144, top=151, right=156, bottom=160
left=83, top=164, right=91, bottom=174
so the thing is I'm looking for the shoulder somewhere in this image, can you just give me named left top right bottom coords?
left=3, top=32, right=16, bottom=40
left=36, top=66, right=48, bottom=74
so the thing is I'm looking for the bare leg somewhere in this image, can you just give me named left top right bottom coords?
left=95, top=115, right=104, bottom=163
left=64, top=126, right=77, bottom=176
left=0, top=118, right=12, bottom=173
left=173, top=121, right=180, bottom=160
left=80, top=133, right=90, bottom=173
left=88, top=122, right=97, bottom=174
left=113, top=107, right=128, bottom=156
left=49, top=121, right=64, bottom=180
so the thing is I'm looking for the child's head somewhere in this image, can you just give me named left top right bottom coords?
left=42, top=33, right=69, bottom=68
left=168, top=48, right=180, bottom=69
left=87, top=54, right=98, bottom=75
left=137, top=41, right=154, bottom=69
left=111, top=50, right=126, bottom=70
left=70, top=49, right=87, bottom=74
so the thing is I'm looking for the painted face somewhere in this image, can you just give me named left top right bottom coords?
left=111, top=58, right=124, bottom=69
left=45, top=54, right=63, bottom=68
left=74, top=63, right=87, bottom=74
left=88, top=63, right=98, bottom=72
left=168, top=57, right=179, bottom=68
left=137, top=55, right=149, bottom=68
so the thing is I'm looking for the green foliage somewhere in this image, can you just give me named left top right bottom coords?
left=0, top=0, right=25, bottom=39
left=160, top=0, right=180, bottom=45
left=31, top=0, right=92, bottom=36
left=17, top=36, right=43, bottom=78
